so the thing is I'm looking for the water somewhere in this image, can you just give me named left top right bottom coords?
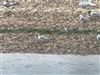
left=0, top=54, right=100, bottom=75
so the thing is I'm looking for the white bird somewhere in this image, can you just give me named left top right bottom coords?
left=88, top=2, right=96, bottom=6
left=97, top=34, right=100, bottom=40
left=64, top=26, right=70, bottom=32
left=88, top=10, right=100, bottom=17
left=2, top=0, right=18, bottom=8
left=64, top=26, right=78, bottom=32
left=79, top=1, right=96, bottom=8
left=23, top=0, right=27, bottom=1
left=88, top=10, right=100, bottom=21
left=36, top=34, right=51, bottom=43
left=79, top=15, right=89, bottom=23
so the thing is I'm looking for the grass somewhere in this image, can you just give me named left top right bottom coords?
left=0, top=27, right=100, bottom=35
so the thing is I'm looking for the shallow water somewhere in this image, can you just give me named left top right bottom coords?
left=0, top=54, right=100, bottom=75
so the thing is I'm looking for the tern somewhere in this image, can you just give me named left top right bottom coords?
left=79, top=15, right=89, bottom=23
left=79, top=2, right=96, bottom=8
left=64, top=26, right=70, bottom=32
left=97, top=34, right=100, bottom=40
left=2, top=0, right=18, bottom=8
left=36, top=33, right=51, bottom=43
left=88, top=10, right=100, bottom=17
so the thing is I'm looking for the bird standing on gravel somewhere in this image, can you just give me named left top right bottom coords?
left=37, top=34, right=51, bottom=43
left=88, top=10, right=100, bottom=17
left=79, top=15, right=89, bottom=23
left=79, top=3, right=96, bottom=8
left=96, top=34, right=100, bottom=47
left=88, top=10, right=100, bottom=21
left=64, top=26, right=70, bottom=32
left=79, top=0, right=96, bottom=8
left=2, top=0, right=18, bottom=8
left=96, top=34, right=100, bottom=40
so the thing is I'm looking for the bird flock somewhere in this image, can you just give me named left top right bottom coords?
left=1, top=0, right=100, bottom=42
left=79, top=0, right=100, bottom=41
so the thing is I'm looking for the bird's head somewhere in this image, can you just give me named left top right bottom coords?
left=88, top=10, right=92, bottom=16
left=79, top=14, right=83, bottom=18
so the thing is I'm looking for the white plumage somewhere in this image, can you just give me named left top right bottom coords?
left=88, top=3, right=96, bottom=6
left=36, top=34, right=51, bottom=43
left=79, top=3, right=96, bottom=7
left=37, top=34, right=49, bottom=40
left=64, top=26, right=70, bottom=32
left=3, top=0, right=12, bottom=7
left=79, top=15, right=89, bottom=23
left=2, top=0, right=18, bottom=8
left=89, top=11, right=100, bottom=17
left=97, top=34, right=100, bottom=40
left=79, top=0, right=96, bottom=8
left=88, top=10, right=100, bottom=21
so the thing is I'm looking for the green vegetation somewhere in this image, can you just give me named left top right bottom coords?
left=0, top=27, right=100, bottom=35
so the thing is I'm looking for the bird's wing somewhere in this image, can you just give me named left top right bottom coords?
left=81, top=16, right=89, bottom=20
